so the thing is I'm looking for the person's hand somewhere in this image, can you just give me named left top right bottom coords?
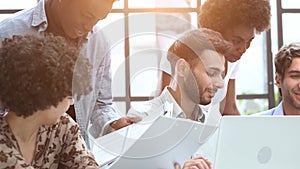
left=174, top=156, right=212, bottom=169
left=110, top=116, right=142, bottom=130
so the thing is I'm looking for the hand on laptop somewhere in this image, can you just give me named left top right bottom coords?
left=174, top=156, right=212, bottom=169
left=110, top=116, right=142, bottom=130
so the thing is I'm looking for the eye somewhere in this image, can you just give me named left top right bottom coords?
left=231, top=38, right=243, bottom=45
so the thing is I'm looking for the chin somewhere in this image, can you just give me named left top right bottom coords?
left=200, top=100, right=211, bottom=105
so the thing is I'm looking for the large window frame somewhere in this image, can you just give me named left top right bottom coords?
left=1, top=0, right=297, bottom=114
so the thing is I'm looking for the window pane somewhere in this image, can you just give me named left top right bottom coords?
left=128, top=0, right=197, bottom=8
left=236, top=33, right=268, bottom=95
left=111, top=41, right=126, bottom=97
left=99, top=14, right=126, bottom=97
left=0, top=14, right=12, bottom=22
left=281, top=0, right=300, bottom=9
left=129, top=47, right=160, bottom=97
left=282, top=14, right=300, bottom=45
left=237, top=99, right=268, bottom=115
left=114, top=102, right=126, bottom=116
left=0, top=0, right=36, bottom=9
left=112, top=0, right=124, bottom=9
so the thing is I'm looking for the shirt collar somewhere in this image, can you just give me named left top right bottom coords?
left=159, top=87, right=205, bottom=122
left=273, top=102, right=284, bottom=115
left=32, top=0, right=48, bottom=30
left=159, top=87, right=184, bottom=118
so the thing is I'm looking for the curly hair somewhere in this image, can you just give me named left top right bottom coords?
left=0, top=33, right=91, bottom=117
left=198, top=0, right=271, bottom=34
left=275, top=42, right=300, bottom=79
left=168, top=28, right=232, bottom=74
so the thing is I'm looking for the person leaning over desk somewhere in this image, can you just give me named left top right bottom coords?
left=127, top=28, right=233, bottom=169
left=0, top=0, right=141, bottom=141
left=0, top=33, right=99, bottom=168
left=257, top=42, right=300, bottom=116
left=158, top=0, right=271, bottom=116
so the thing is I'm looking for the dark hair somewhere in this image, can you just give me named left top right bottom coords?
left=167, top=28, right=232, bottom=74
left=0, top=33, right=91, bottom=117
left=198, top=0, right=271, bottom=34
left=275, top=42, right=300, bottom=79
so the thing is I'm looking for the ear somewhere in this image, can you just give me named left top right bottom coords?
left=175, top=58, right=189, bottom=77
left=275, top=73, right=282, bottom=88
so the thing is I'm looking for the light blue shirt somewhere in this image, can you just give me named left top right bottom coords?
left=256, top=102, right=284, bottom=116
left=0, top=0, right=120, bottom=140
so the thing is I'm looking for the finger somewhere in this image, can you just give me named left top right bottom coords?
left=194, top=160, right=210, bottom=169
left=173, top=162, right=181, bottom=169
left=127, top=116, right=142, bottom=123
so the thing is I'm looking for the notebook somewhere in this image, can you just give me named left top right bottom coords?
left=214, top=116, right=300, bottom=169
left=107, top=115, right=217, bottom=169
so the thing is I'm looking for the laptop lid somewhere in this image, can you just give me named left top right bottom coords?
left=214, top=116, right=300, bottom=169
left=108, top=115, right=217, bottom=169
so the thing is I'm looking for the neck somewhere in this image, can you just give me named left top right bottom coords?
left=45, top=0, right=67, bottom=37
left=168, top=80, right=197, bottom=118
left=5, top=112, right=40, bottom=142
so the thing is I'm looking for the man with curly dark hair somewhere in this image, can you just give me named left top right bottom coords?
left=0, top=34, right=98, bottom=168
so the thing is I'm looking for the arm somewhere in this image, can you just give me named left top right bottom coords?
left=221, top=79, right=240, bottom=115
left=86, top=29, right=140, bottom=139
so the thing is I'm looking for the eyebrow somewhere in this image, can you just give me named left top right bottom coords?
left=287, top=70, right=300, bottom=74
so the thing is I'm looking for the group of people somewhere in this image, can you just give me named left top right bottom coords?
left=0, top=0, right=297, bottom=168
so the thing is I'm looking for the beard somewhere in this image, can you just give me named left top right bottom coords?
left=182, top=72, right=202, bottom=104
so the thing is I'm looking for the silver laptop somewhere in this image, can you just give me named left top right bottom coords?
left=108, top=115, right=217, bottom=169
left=214, top=116, right=300, bottom=169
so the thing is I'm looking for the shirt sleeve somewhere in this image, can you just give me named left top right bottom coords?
left=59, top=115, right=99, bottom=169
left=75, top=27, right=121, bottom=141
left=228, top=60, right=241, bottom=79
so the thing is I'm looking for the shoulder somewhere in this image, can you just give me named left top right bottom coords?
left=254, top=107, right=278, bottom=116
left=0, top=8, right=35, bottom=41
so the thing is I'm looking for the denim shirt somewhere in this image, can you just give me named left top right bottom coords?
left=0, top=0, right=120, bottom=140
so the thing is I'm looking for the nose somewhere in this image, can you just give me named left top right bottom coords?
left=69, top=98, right=74, bottom=106
left=236, top=42, right=247, bottom=54
left=213, top=77, right=224, bottom=89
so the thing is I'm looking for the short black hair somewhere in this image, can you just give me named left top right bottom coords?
left=167, top=28, right=232, bottom=74
left=275, top=42, right=300, bottom=79
left=0, top=33, right=91, bottom=117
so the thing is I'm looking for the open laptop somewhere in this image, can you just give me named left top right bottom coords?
left=214, top=116, right=300, bottom=169
left=107, top=115, right=217, bottom=169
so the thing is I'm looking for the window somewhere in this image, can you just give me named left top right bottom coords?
left=1, top=0, right=297, bottom=115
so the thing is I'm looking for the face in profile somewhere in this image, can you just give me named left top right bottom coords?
left=57, top=0, right=114, bottom=39
left=183, top=49, right=225, bottom=105
left=41, top=97, right=74, bottom=125
left=276, top=57, right=300, bottom=110
left=222, top=25, right=255, bottom=62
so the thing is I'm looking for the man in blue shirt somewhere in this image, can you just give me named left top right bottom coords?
left=0, top=0, right=140, bottom=141
left=257, top=42, right=300, bottom=116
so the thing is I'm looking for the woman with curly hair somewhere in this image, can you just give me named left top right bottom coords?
left=0, top=33, right=98, bottom=168
left=198, top=0, right=271, bottom=116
